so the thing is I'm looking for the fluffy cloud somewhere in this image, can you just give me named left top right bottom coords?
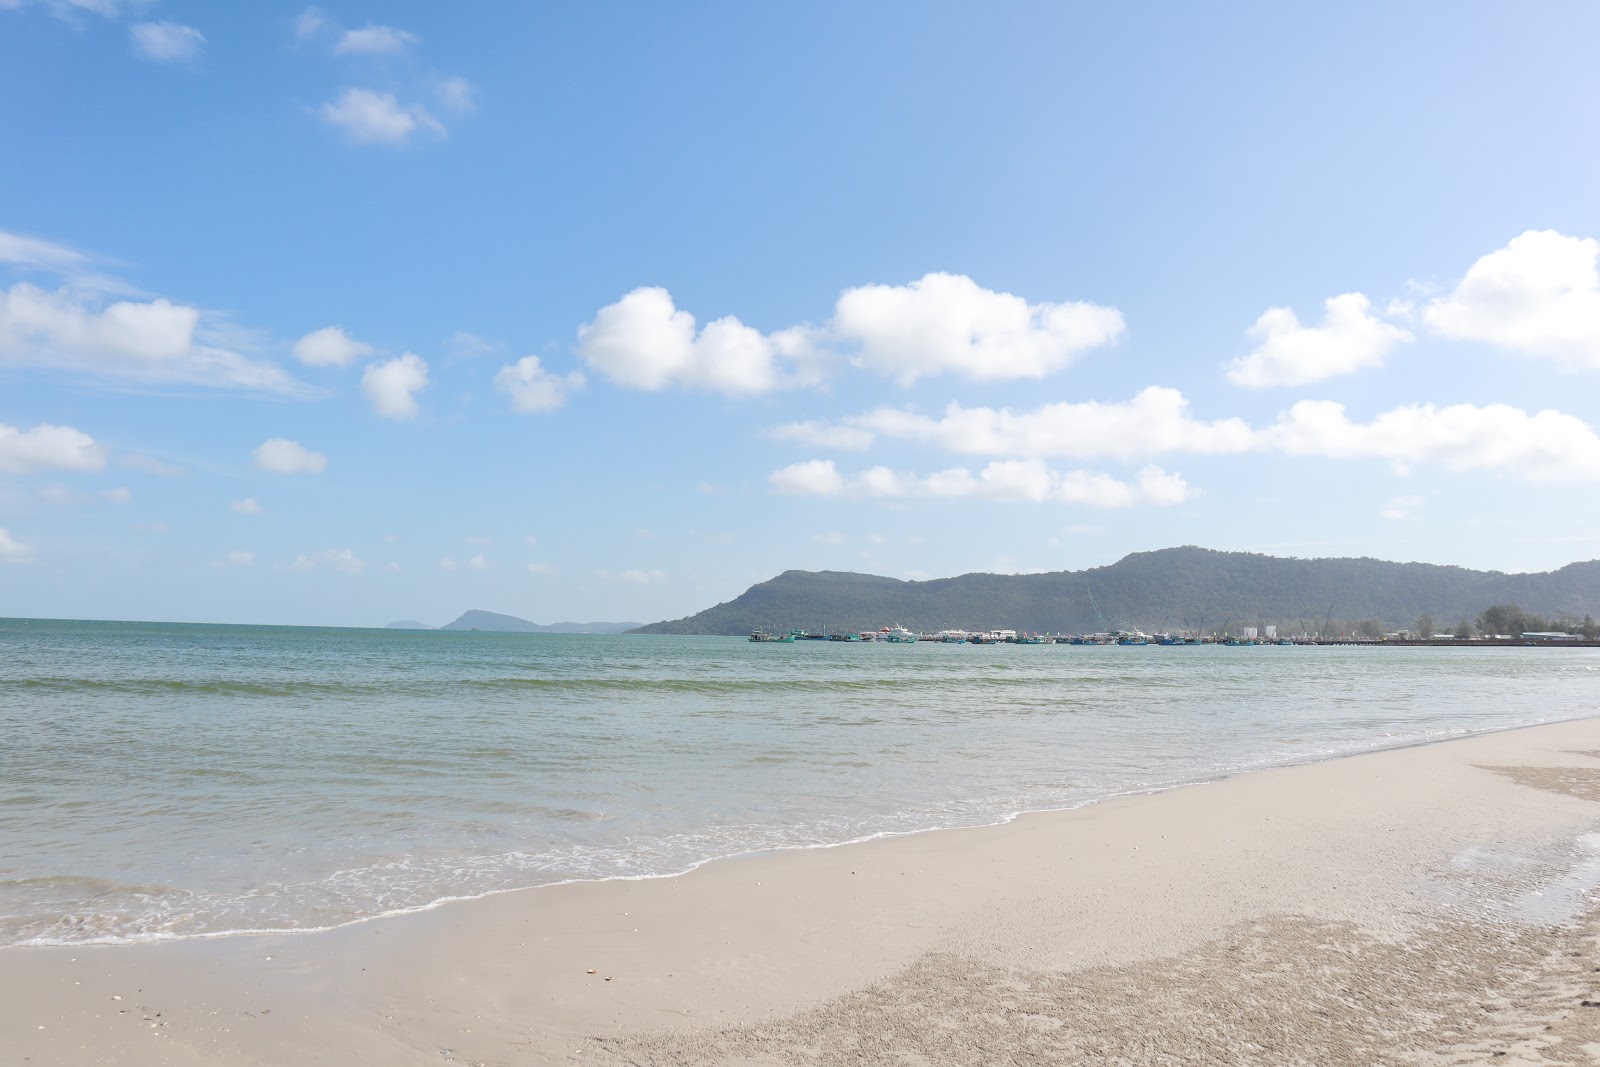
left=466, top=553, right=491, bottom=570
left=253, top=438, right=326, bottom=475
left=1227, top=293, right=1412, bottom=388
left=576, top=274, right=1122, bottom=394
left=772, top=387, right=1254, bottom=460
left=288, top=548, right=364, bottom=573
left=334, top=24, right=417, bottom=55
left=834, top=273, right=1125, bottom=385
left=0, top=422, right=106, bottom=474
left=102, top=486, right=131, bottom=503
left=1264, top=400, right=1600, bottom=482
left=0, top=275, right=301, bottom=393
left=231, top=497, right=264, bottom=515
left=527, top=562, right=557, bottom=576
left=576, top=287, right=820, bottom=395
left=771, top=458, right=1196, bottom=508
left=361, top=353, right=429, bottom=418
left=0, top=527, right=34, bottom=563
left=130, top=21, right=204, bottom=62
left=224, top=550, right=255, bottom=566
left=319, top=88, right=444, bottom=145
left=1424, top=230, right=1600, bottom=369
left=769, top=458, right=846, bottom=496
left=293, top=325, right=372, bottom=367
left=494, top=355, right=585, bottom=413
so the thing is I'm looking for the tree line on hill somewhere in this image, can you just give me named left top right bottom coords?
left=629, top=547, right=1600, bottom=637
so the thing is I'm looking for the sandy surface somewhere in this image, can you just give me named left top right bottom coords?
left=10, top=719, right=1600, bottom=1065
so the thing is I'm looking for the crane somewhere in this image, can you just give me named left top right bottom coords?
left=1322, top=603, right=1335, bottom=640
left=1087, top=587, right=1111, bottom=634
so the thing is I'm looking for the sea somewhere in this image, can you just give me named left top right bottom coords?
left=2, top=617, right=1597, bottom=948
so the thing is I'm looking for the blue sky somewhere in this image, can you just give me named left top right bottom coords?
left=4, top=1, right=1600, bottom=627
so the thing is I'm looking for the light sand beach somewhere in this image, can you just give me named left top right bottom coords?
left=10, top=718, right=1600, bottom=1065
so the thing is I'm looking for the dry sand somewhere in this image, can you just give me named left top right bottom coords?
left=11, top=719, right=1600, bottom=1065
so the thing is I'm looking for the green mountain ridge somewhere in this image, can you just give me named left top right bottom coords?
left=629, top=546, right=1600, bottom=636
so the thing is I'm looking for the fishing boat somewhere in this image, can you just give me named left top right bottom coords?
left=884, top=626, right=918, bottom=643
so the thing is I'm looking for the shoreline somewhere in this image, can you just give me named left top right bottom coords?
left=10, top=716, right=1600, bottom=1063
left=7, top=709, right=1585, bottom=952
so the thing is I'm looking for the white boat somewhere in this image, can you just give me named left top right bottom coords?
left=885, top=626, right=918, bottom=643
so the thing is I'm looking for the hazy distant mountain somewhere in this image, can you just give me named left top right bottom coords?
left=383, top=620, right=433, bottom=629
left=629, top=546, right=1600, bottom=635
left=438, top=609, right=640, bottom=634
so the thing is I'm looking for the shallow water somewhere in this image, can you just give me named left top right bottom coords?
left=2, top=618, right=1596, bottom=946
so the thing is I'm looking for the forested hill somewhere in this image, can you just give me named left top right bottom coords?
left=629, top=547, right=1600, bottom=636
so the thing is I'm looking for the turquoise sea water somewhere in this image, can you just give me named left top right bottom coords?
left=2, top=617, right=1596, bottom=947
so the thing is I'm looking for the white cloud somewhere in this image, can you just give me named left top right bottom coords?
left=447, top=331, right=499, bottom=360
left=1380, top=495, right=1423, bottom=520
left=288, top=548, right=364, bottom=573
left=225, top=550, right=255, bottom=566
left=812, top=531, right=845, bottom=545
left=0, top=527, right=34, bottom=563
left=599, top=568, right=666, bottom=583
left=494, top=355, right=584, bottom=413
left=0, top=230, right=87, bottom=271
left=231, top=497, right=263, bottom=515
left=253, top=438, right=326, bottom=475
left=0, top=422, right=106, bottom=474
left=439, top=557, right=459, bottom=571
left=361, top=353, right=429, bottom=418
left=38, top=485, right=75, bottom=505
left=293, top=325, right=372, bottom=367
left=334, top=24, right=417, bottom=55
left=768, top=420, right=877, bottom=451
left=1265, top=400, right=1600, bottom=482
left=0, top=276, right=301, bottom=393
left=1227, top=293, right=1412, bottom=388
left=769, top=459, right=846, bottom=496
left=527, top=562, right=557, bottom=576
left=102, top=486, right=131, bottom=503
left=434, top=76, right=475, bottom=113
left=576, top=287, right=820, bottom=395
left=576, top=274, right=1121, bottom=393
left=834, top=272, right=1125, bottom=385
left=319, top=88, right=444, bottom=145
left=772, top=458, right=1196, bottom=508
left=130, top=21, right=204, bottom=62
left=774, top=387, right=1254, bottom=460
left=1424, top=230, right=1600, bottom=369
left=293, top=7, right=327, bottom=39
left=466, top=553, right=491, bottom=570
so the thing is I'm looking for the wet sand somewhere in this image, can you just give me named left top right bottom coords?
left=9, top=718, right=1600, bottom=1065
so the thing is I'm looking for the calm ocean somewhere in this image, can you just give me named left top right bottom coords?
left=2, top=617, right=1596, bottom=947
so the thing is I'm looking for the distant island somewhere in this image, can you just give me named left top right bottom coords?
left=436, top=610, right=641, bottom=634
left=629, top=546, right=1600, bottom=637
left=383, top=620, right=433, bottom=630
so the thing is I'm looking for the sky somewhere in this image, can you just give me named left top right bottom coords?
left=3, top=1, right=1600, bottom=627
